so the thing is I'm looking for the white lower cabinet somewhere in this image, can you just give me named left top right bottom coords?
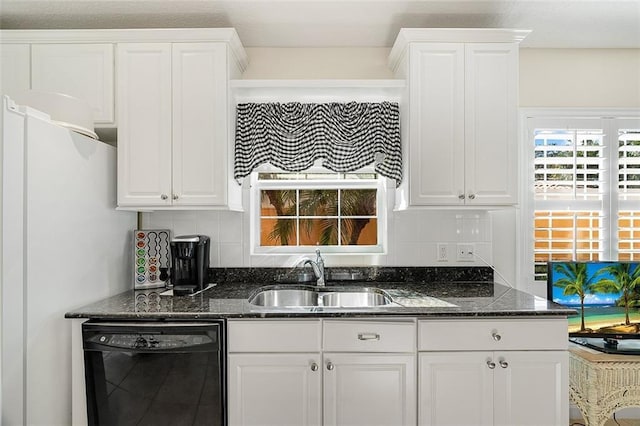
left=417, top=319, right=569, bottom=426
left=323, top=352, right=416, bottom=426
left=228, top=317, right=567, bottom=426
left=228, top=353, right=322, bottom=426
left=419, top=350, right=567, bottom=426
left=227, top=319, right=416, bottom=426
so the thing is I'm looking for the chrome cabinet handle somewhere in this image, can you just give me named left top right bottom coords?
left=357, top=332, right=380, bottom=341
left=160, top=194, right=168, bottom=200
left=172, top=194, right=179, bottom=200
left=468, top=193, right=476, bottom=200
left=326, top=362, right=334, bottom=371
left=492, top=332, right=502, bottom=341
left=499, top=359, right=509, bottom=369
left=458, top=193, right=465, bottom=200
left=311, top=362, right=319, bottom=372
left=487, top=360, right=496, bottom=369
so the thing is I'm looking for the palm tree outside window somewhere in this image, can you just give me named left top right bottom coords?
left=252, top=169, right=386, bottom=254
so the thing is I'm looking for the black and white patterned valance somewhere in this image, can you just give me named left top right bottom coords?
left=234, top=101, right=402, bottom=186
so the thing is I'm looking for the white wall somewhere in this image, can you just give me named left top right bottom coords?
left=144, top=47, right=640, bottom=291
left=520, top=48, right=640, bottom=108
left=240, top=47, right=640, bottom=108
left=242, top=47, right=394, bottom=80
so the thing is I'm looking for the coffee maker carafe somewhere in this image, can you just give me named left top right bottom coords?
left=170, top=235, right=210, bottom=295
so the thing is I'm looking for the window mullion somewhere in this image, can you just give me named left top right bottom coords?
left=605, top=118, right=617, bottom=260
left=296, top=189, right=301, bottom=246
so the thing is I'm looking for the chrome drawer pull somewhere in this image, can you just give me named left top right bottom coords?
left=311, top=362, right=319, bottom=372
left=491, top=332, right=502, bottom=341
left=499, top=360, right=509, bottom=369
left=357, top=332, right=380, bottom=341
left=487, top=360, right=496, bottom=369
left=326, top=362, right=334, bottom=371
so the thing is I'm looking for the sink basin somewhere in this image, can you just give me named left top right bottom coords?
left=248, top=286, right=392, bottom=308
left=248, top=287, right=318, bottom=307
left=321, top=290, right=391, bottom=307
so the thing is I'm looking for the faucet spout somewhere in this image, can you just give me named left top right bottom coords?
left=303, top=249, right=325, bottom=286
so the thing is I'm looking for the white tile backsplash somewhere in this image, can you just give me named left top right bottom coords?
left=143, top=207, right=497, bottom=269
left=218, top=211, right=243, bottom=243
left=219, top=242, right=244, bottom=267
left=195, top=211, right=220, bottom=241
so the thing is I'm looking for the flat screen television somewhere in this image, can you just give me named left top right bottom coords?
left=547, top=261, right=640, bottom=355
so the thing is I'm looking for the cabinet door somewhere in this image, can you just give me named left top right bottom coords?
left=227, top=353, right=321, bottom=426
left=1, top=44, right=30, bottom=98
left=323, top=353, right=416, bottom=426
left=464, top=43, right=518, bottom=205
left=31, top=44, right=114, bottom=123
left=409, top=44, right=465, bottom=205
left=117, top=43, right=172, bottom=207
left=493, top=351, right=569, bottom=426
left=172, top=43, right=228, bottom=206
left=419, top=352, right=493, bottom=426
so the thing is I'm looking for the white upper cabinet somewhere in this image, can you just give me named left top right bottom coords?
left=389, top=29, right=529, bottom=207
left=116, top=42, right=227, bottom=207
left=0, top=44, right=30, bottom=98
left=464, top=43, right=519, bottom=206
left=31, top=44, right=114, bottom=124
left=0, top=36, right=115, bottom=125
left=408, top=43, right=465, bottom=206
left=117, top=43, right=173, bottom=207
left=172, top=43, right=229, bottom=206
left=116, top=32, right=246, bottom=209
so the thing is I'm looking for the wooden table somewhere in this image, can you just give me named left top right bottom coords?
left=569, top=344, right=640, bottom=426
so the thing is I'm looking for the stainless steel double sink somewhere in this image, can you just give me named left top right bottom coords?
left=248, top=285, right=393, bottom=308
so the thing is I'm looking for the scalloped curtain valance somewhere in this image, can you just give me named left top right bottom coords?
left=233, top=101, right=402, bottom=186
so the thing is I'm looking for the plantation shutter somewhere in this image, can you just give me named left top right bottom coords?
left=618, top=128, right=640, bottom=260
left=533, top=124, right=606, bottom=282
left=531, top=118, right=640, bottom=281
left=233, top=102, right=402, bottom=186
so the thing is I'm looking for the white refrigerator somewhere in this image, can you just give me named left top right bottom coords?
left=1, top=96, right=136, bottom=425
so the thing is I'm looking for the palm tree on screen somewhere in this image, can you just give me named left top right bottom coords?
left=596, top=263, right=640, bottom=325
left=553, top=262, right=608, bottom=331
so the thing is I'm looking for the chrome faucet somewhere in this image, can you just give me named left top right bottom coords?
left=303, top=249, right=325, bottom=286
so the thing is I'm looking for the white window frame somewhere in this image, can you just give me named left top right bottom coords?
left=249, top=163, right=388, bottom=255
left=519, top=108, right=640, bottom=292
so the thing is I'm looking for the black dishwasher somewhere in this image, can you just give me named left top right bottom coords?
left=82, top=321, right=225, bottom=426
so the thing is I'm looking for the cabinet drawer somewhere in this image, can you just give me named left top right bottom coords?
left=418, top=318, right=568, bottom=351
left=323, top=320, right=416, bottom=352
left=228, top=319, right=321, bottom=353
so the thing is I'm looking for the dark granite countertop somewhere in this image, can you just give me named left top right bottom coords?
left=64, top=280, right=575, bottom=320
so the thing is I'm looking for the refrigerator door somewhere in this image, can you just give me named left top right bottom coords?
left=1, top=96, right=28, bottom=425
left=1, top=96, right=136, bottom=425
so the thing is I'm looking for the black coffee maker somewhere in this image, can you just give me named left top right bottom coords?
left=169, top=235, right=210, bottom=295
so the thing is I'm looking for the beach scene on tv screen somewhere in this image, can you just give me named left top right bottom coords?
left=551, top=262, right=640, bottom=335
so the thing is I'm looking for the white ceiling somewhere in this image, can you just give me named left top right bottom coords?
left=1, top=0, right=639, bottom=48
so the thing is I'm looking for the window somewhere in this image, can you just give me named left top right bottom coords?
left=525, top=115, right=640, bottom=285
left=251, top=167, right=386, bottom=254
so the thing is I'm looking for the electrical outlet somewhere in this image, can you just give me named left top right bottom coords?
left=437, top=243, right=448, bottom=261
left=456, top=243, right=475, bottom=261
